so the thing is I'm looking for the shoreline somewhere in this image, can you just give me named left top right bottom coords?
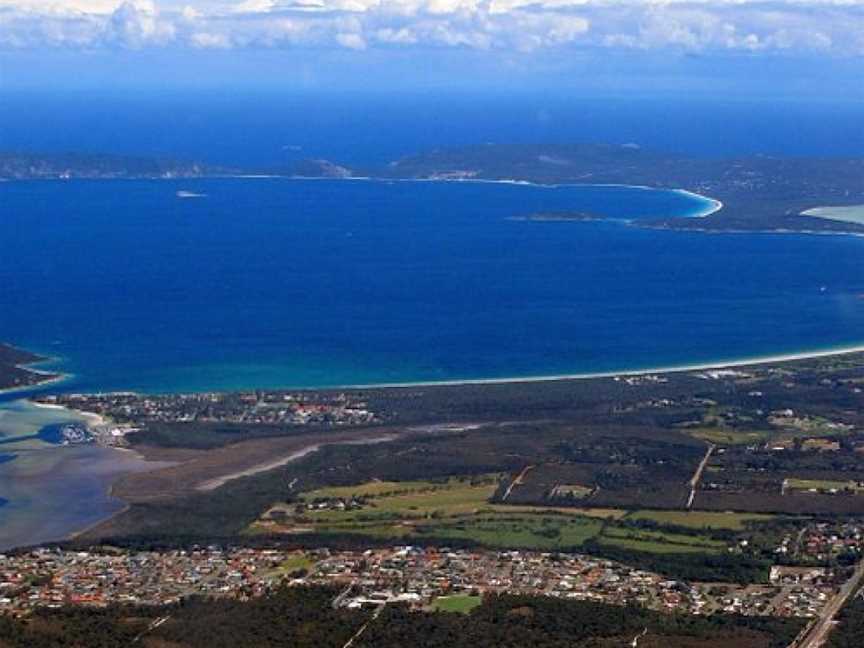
left=12, top=341, right=864, bottom=551
left=334, top=343, right=864, bottom=391
left=254, top=174, right=725, bottom=221
left=0, top=372, right=70, bottom=399
left=0, top=346, right=71, bottom=399
left=24, top=342, right=864, bottom=397
left=672, top=189, right=724, bottom=218
left=29, top=400, right=109, bottom=429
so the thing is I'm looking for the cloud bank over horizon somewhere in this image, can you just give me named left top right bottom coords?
left=2, top=0, right=864, bottom=56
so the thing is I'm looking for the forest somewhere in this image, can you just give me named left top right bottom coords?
left=0, top=586, right=805, bottom=648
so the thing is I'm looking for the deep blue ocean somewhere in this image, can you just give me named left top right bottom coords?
left=2, top=94, right=864, bottom=392
left=2, top=177, right=864, bottom=392
left=2, top=93, right=863, bottom=167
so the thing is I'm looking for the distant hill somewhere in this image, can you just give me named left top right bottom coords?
left=0, top=152, right=233, bottom=180
left=4, top=144, right=864, bottom=235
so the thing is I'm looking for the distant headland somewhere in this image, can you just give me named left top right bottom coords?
left=3, top=143, right=864, bottom=237
left=0, top=343, right=61, bottom=393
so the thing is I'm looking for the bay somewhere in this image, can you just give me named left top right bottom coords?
left=1, top=177, right=863, bottom=392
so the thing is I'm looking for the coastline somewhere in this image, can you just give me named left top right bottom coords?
left=672, top=189, right=723, bottom=218
left=25, top=342, right=864, bottom=396
left=29, top=400, right=109, bottom=429
left=265, top=174, right=725, bottom=221
left=0, top=345, right=70, bottom=399
left=333, top=343, right=864, bottom=391
left=0, top=372, right=70, bottom=399
left=15, top=340, right=864, bottom=550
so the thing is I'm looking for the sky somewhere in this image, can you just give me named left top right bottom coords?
left=0, top=0, right=863, bottom=96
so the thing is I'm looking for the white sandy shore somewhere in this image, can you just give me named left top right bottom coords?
left=15, top=343, right=864, bottom=397
left=230, top=173, right=723, bottom=219
left=673, top=189, right=724, bottom=218
left=801, top=205, right=864, bottom=226
left=336, top=344, right=864, bottom=390
left=0, top=373, right=70, bottom=398
left=29, top=400, right=109, bottom=429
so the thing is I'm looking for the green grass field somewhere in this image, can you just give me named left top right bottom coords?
left=598, top=526, right=726, bottom=555
left=301, top=479, right=473, bottom=500
left=252, top=477, right=736, bottom=557
left=302, top=476, right=501, bottom=522
left=688, top=428, right=769, bottom=446
left=625, top=510, right=774, bottom=530
left=274, top=553, right=316, bottom=575
left=431, top=595, right=482, bottom=614
left=418, top=514, right=604, bottom=550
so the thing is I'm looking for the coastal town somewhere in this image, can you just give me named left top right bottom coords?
left=0, top=534, right=859, bottom=622
left=34, top=391, right=379, bottom=446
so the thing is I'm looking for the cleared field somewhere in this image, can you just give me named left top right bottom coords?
left=768, top=415, right=854, bottom=438
left=300, top=479, right=461, bottom=500
left=688, top=428, right=769, bottom=446
left=598, top=527, right=725, bottom=555
left=626, top=510, right=774, bottom=530
left=431, top=595, right=482, bottom=614
left=488, top=505, right=627, bottom=519
left=274, top=553, right=315, bottom=575
left=417, top=514, right=604, bottom=550
left=252, top=477, right=733, bottom=556
left=785, top=478, right=864, bottom=493
left=596, top=536, right=716, bottom=555
left=305, top=477, right=500, bottom=522
left=550, top=484, right=593, bottom=498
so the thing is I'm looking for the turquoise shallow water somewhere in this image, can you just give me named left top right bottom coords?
left=0, top=400, right=158, bottom=550
left=2, top=177, right=864, bottom=392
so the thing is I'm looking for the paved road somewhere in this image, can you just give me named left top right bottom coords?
left=631, top=627, right=648, bottom=647
left=791, top=559, right=864, bottom=648
left=686, top=444, right=715, bottom=509
left=342, top=604, right=383, bottom=648
left=131, top=615, right=171, bottom=644
left=501, top=464, right=534, bottom=501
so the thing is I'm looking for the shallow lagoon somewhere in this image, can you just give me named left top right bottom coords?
left=0, top=400, right=156, bottom=550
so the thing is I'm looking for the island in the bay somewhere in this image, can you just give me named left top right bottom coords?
left=3, top=144, right=864, bottom=647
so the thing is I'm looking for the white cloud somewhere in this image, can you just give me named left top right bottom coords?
left=0, top=0, right=863, bottom=55
left=189, top=30, right=230, bottom=47
left=336, top=30, right=365, bottom=47
left=103, top=0, right=175, bottom=48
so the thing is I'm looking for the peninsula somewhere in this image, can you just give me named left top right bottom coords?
left=0, top=152, right=232, bottom=180
left=4, top=144, right=863, bottom=237
left=0, top=343, right=59, bottom=392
